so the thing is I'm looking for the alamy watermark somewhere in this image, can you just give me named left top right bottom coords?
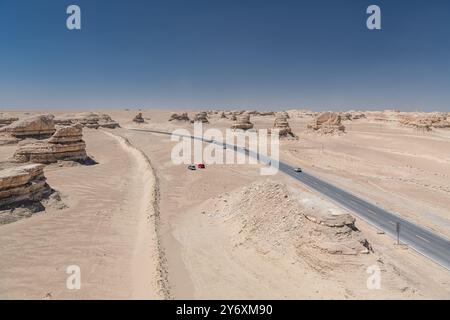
left=66, top=265, right=81, bottom=290
left=366, top=264, right=381, bottom=290
left=66, top=4, right=381, bottom=31
left=367, top=5, right=382, bottom=30
left=66, top=5, right=81, bottom=30
left=170, top=123, right=280, bottom=175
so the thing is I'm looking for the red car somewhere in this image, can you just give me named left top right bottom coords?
left=197, top=164, right=206, bottom=169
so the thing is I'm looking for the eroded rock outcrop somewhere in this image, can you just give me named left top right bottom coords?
left=14, top=124, right=88, bottom=164
left=352, top=112, right=366, bottom=120
left=399, top=113, right=450, bottom=131
left=169, top=113, right=190, bottom=122
left=231, top=113, right=254, bottom=131
left=342, top=112, right=366, bottom=121
left=0, top=164, right=52, bottom=210
left=216, top=110, right=275, bottom=119
left=0, top=135, right=19, bottom=146
left=0, top=164, right=65, bottom=224
left=307, top=112, right=345, bottom=135
left=0, top=114, right=56, bottom=139
left=225, top=110, right=244, bottom=121
left=54, top=112, right=120, bottom=129
left=133, top=113, right=146, bottom=124
left=279, top=111, right=290, bottom=119
left=211, top=179, right=372, bottom=267
left=286, top=109, right=316, bottom=118
left=0, top=114, right=19, bottom=128
left=271, top=113, right=297, bottom=138
left=98, top=114, right=121, bottom=129
left=191, top=112, right=209, bottom=124
left=259, top=111, right=276, bottom=116
left=300, top=198, right=372, bottom=256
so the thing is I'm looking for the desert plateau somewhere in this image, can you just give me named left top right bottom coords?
left=1, top=109, right=449, bottom=299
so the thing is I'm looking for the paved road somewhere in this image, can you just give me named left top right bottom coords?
left=130, top=128, right=450, bottom=270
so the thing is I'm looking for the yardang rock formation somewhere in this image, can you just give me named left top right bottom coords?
left=231, top=113, right=254, bottom=131
left=169, top=113, right=190, bottom=122
left=0, top=164, right=52, bottom=210
left=54, top=112, right=120, bottom=129
left=272, top=113, right=297, bottom=138
left=0, top=114, right=19, bottom=128
left=14, top=124, right=88, bottom=164
left=307, top=112, right=345, bottom=135
left=133, top=113, right=146, bottom=124
left=0, top=114, right=56, bottom=139
left=192, top=112, right=209, bottom=124
left=399, top=112, right=450, bottom=132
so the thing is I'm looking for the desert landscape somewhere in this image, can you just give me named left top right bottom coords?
left=0, top=109, right=449, bottom=299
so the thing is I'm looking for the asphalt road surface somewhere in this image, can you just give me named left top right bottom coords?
left=130, top=128, right=450, bottom=270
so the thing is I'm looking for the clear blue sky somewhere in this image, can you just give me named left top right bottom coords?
left=1, top=0, right=449, bottom=111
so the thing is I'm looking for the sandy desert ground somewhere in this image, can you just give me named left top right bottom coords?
left=0, top=108, right=449, bottom=299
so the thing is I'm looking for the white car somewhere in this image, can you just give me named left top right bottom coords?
left=294, top=167, right=302, bottom=173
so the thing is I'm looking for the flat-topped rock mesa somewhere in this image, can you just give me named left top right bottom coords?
left=14, top=124, right=88, bottom=164
left=169, top=112, right=190, bottom=122
left=0, top=164, right=52, bottom=210
left=54, top=112, right=120, bottom=129
left=133, top=112, right=146, bottom=124
left=231, top=113, right=254, bottom=131
left=0, top=114, right=56, bottom=139
left=0, top=114, right=19, bottom=128
left=307, top=112, right=346, bottom=135
left=271, top=113, right=297, bottom=138
left=191, top=111, right=209, bottom=124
